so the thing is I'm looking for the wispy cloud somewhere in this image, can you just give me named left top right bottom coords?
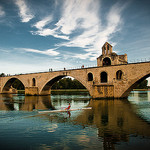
left=0, top=5, right=5, bottom=17
left=56, top=1, right=126, bottom=60
left=30, top=0, right=127, bottom=61
left=21, top=48, right=59, bottom=56
left=14, top=0, right=34, bottom=22
left=73, top=52, right=92, bottom=60
left=31, top=28, right=69, bottom=40
left=31, top=15, right=69, bottom=40
left=32, top=15, right=53, bottom=30
left=55, top=0, right=100, bottom=35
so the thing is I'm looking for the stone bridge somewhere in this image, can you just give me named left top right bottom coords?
left=0, top=42, right=150, bottom=99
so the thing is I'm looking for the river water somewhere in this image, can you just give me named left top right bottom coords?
left=0, top=91, right=150, bottom=150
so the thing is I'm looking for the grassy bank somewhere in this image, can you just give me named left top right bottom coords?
left=51, top=89, right=88, bottom=92
left=17, top=90, right=25, bottom=94
left=17, top=89, right=89, bottom=95
left=132, top=89, right=150, bottom=91
left=51, top=89, right=89, bottom=95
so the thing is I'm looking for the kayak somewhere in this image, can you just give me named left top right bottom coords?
left=38, top=107, right=92, bottom=113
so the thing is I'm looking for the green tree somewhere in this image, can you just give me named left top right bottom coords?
left=135, top=79, right=148, bottom=89
left=0, top=73, right=5, bottom=77
left=52, top=77, right=86, bottom=89
left=12, top=79, right=24, bottom=90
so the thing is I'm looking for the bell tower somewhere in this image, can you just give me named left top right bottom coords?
left=97, top=42, right=127, bottom=66
left=102, top=42, right=113, bottom=55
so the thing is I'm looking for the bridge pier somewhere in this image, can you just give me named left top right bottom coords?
left=91, top=85, right=114, bottom=99
left=40, top=89, right=51, bottom=95
left=25, top=87, right=51, bottom=96
left=25, top=87, right=39, bottom=96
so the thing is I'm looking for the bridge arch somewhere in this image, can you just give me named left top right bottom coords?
left=2, top=77, right=25, bottom=94
left=40, top=75, right=65, bottom=95
left=121, top=73, right=150, bottom=98
left=39, top=75, right=90, bottom=96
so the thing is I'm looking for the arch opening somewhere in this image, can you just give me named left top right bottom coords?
left=116, top=70, right=123, bottom=80
left=32, top=78, right=36, bottom=86
left=41, top=75, right=65, bottom=95
left=107, top=45, right=110, bottom=54
left=103, top=57, right=111, bottom=66
left=40, top=75, right=89, bottom=96
left=88, top=73, right=93, bottom=81
left=101, top=72, right=107, bottom=83
left=121, top=74, right=150, bottom=98
left=2, top=78, right=25, bottom=94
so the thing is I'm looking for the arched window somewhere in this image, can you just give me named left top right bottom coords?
left=107, top=44, right=109, bottom=50
left=107, top=45, right=110, bottom=54
left=103, top=57, right=111, bottom=66
left=101, top=72, right=107, bottom=83
left=88, top=73, right=93, bottom=81
left=116, top=70, right=123, bottom=80
left=32, top=78, right=36, bottom=86
left=104, top=46, right=106, bottom=55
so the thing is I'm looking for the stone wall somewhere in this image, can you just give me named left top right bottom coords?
left=25, top=87, right=39, bottom=95
left=0, top=62, right=150, bottom=98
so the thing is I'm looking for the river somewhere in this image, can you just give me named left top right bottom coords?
left=0, top=91, right=150, bottom=150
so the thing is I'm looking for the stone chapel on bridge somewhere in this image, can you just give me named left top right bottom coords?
left=0, top=41, right=149, bottom=98
left=97, top=42, right=128, bottom=67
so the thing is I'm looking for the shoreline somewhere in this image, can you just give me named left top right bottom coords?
left=132, top=89, right=150, bottom=91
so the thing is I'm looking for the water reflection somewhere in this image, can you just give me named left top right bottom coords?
left=0, top=94, right=54, bottom=111
left=73, top=99, right=150, bottom=149
left=129, top=91, right=149, bottom=101
left=0, top=94, right=90, bottom=111
left=0, top=92, right=150, bottom=150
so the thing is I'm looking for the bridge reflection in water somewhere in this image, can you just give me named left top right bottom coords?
left=74, top=99, right=150, bottom=149
left=0, top=94, right=55, bottom=111
left=0, top=94, right=150, bottom=149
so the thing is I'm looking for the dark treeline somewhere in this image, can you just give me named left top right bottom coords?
left=135, top=80, right=148, bottom=89
left=12, top=80, right=24, bottom=90
left=0, top=73, right=5, bottom=77
left=51, top=78, right=86, bottom=89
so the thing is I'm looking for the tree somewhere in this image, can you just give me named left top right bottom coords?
left=12, top=79, right=24, bottom=90
left=51, top=77, right=86, bottom=89
left=135, top=79, right=148, bottom=89
left=0, top=73, right=5, bottom=77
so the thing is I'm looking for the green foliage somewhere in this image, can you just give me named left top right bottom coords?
left=52, top=78, right=86, bottom=89
left=12, top=79, right=24, bottom=90
left=0, top=73, right=5, bottom=77
left=135, top=79, right=148, bottom=89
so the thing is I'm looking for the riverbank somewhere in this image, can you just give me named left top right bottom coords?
left=51, top=89, right=89, bottom=95
left=132, top=89, right=150, bottom=91
left=17, top=89, right=89, bottom=95
left=17, top=89, right=150, bottom=95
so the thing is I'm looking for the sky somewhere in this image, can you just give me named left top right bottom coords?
left=0, top=0, right=150, bottom=83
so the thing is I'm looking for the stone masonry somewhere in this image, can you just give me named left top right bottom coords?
left=0, top=42, right=150, bottom=99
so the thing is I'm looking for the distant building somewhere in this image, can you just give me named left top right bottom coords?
left=97, top=42, right=127, bottom=67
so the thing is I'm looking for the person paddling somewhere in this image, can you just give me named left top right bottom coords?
left=64, top=103, right=71, bottom=111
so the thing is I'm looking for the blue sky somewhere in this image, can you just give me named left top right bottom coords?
left=0, top=0, right=150, bottom=84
